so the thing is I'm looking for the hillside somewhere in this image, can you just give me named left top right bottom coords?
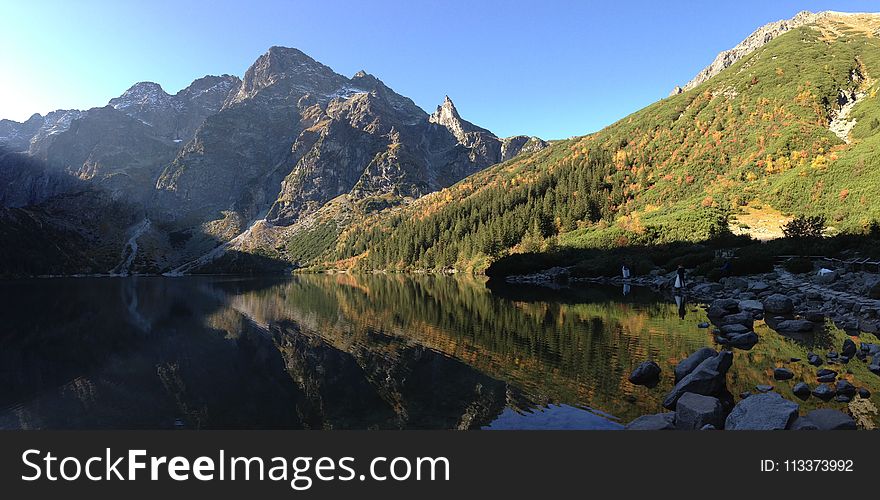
left=299, top=11, right=880, bottom=273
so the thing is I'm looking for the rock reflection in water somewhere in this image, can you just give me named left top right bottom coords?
left=0, top=274, right=877, bottom=429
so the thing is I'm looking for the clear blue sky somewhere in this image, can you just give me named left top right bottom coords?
left=0, top=0, right=873, bottom=139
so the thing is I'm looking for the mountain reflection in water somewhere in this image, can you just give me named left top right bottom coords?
left=0, top=274, right=876, bottom=429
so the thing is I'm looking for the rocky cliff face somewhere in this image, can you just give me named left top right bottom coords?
left=0, top=46, right=544, bottom=275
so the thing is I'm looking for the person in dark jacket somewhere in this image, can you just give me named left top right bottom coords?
left=674, top=265, right=686, bottom=290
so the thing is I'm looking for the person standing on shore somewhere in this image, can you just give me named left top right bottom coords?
left=621, top=263, right=631, bottom=280
left=674, top=265, right=686, bottom=290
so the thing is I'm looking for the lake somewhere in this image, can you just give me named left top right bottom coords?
left=1, top=274, right=877, bottom=429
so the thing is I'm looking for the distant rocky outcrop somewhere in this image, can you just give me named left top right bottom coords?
left=672, top=11, right=877, bottom=94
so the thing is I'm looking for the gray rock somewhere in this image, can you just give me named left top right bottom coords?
left=790, top=416, right=819, bottom=430
left=842, top=338, right=857, bottom=358
left=804, top=310, right=825, bottom=323
left=675, top=392, right=725, bottom=430
left=674, top=347, right=717, bottom=383
left=707, top=298, right=739, bottom=318
left=858, top=388, right=871, bottom=398
left=749, top=281, right=770, bottom=292
left=774, top=319, right=814, bottom=332
left=724, top=392, right=799, bottom=430
left=835, top=380, right=856, bottom=397
left=812, top=384, right=835, bottom=400
left=625, top=412, right=676, bottom=430
left=802, top=409, right=856, bottom=430
left=724, top=277, right=749, bottom=291
left=727, top=331, right=758, bottom=349
left=807, top=353, right=823, bottom=366
left=739, top=299, right=764, bottom=313
left=763, top=294, right=794, bottom=314
left=816, top=368, right=837, bottom=383
left=720, top=323, right=751, bottom=335
left=755, top=384, right=774, bottom=393
left=693, top=283, right=723, bottom=295
left=663, top=351, right=733, bottom=409
left=719, top=311, right=755, bottom=328
left=628, top=360, right=661, bottom=386
left=792, top=382, right=811, bottom=399
left=773, top=368, right=794, bottom=380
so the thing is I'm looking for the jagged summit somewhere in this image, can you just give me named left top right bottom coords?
left=109, top=82, right=174, bottom=113
left=229, top=45, right=347, bottom=105
left=428, top=95, right=493, bottom=144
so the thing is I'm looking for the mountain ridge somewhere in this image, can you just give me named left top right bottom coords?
left=0, top=45, right=546, bottom=277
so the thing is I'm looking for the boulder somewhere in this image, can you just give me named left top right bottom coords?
left=625, top=412, right=676, bottom=430
left=842, top=338, right=857, bottom=358
left=739, top=299, right=764, bottom=314
left=816, top=368, right=837, bottom=383
left=807, top=353, right=823, bottom=366
left=773, top=368, right=794, bottom=380
left=868, top=282, right=880, bottom=300
left=804, top=310, right=825, bottom=323
left=720, top=323, right=751, bottom=335
left=792, top=382, right=811, bottom=399
left=774, top=319, right=814, bottom=333
left=790, top=417, right=820, bottom=430
left=835, top=380, right=856, bottom=397
left=727, top=331, right=758, bottom=349
left=763, top=294, right=794, bottom=314
left=628, top=360, right=662, bottom=386
left=693, top=283, right=723, bottom=295
left=719, top=311, right=754, bottom=328
left=755, top=384, right=774, bottom=393
left=812, top=384, right=835, bottom=400
left=723, top=277, right=749, bottom=291
left=674, top=347, right=717, bottom=383
left=801, top=409, right=856, bottom=430
left=674, top=392, right=725, bottom=430
left=764, top=293, right=794, bottom=314
left=724, top=393, right=799, bottom=430
left=858, top=388, right=871, bottom=398
left=707, top=299, right=739, bottom=318
left=663, top=351, right=733, bottom=409
left=749, top=281, right=771, bottom=292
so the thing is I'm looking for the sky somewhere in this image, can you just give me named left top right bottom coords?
left=0, top=0, right=874, bottom=139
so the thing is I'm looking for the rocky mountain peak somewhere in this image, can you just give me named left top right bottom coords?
left=429, top=95, right=487, bottom=144
left=429, top=96, right=462, bottom=128
left=110, top=81, right=173, bottom=112
left=229, top=46, right=344, bottom=105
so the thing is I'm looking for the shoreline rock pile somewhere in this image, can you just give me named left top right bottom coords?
left=625, top=339, right=876, bottom=430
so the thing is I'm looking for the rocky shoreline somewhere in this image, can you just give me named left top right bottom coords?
left=625, top=335, right=877, bottom=430
left=507, top=264, right=880, bottom=430
left=506, top=264, right=880, bottom=336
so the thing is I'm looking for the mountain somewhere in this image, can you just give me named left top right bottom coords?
left=0, top=46, right=544, bottom=277
left=303, top=11, right=880, bottom=273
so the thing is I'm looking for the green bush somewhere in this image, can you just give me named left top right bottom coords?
left=782, top=215, right=826, bottom=239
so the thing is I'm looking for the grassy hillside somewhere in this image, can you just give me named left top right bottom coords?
left=294, top=16, right=880, bottom=273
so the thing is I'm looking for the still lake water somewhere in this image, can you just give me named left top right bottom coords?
left=1, top=274, right=877, bottom=429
